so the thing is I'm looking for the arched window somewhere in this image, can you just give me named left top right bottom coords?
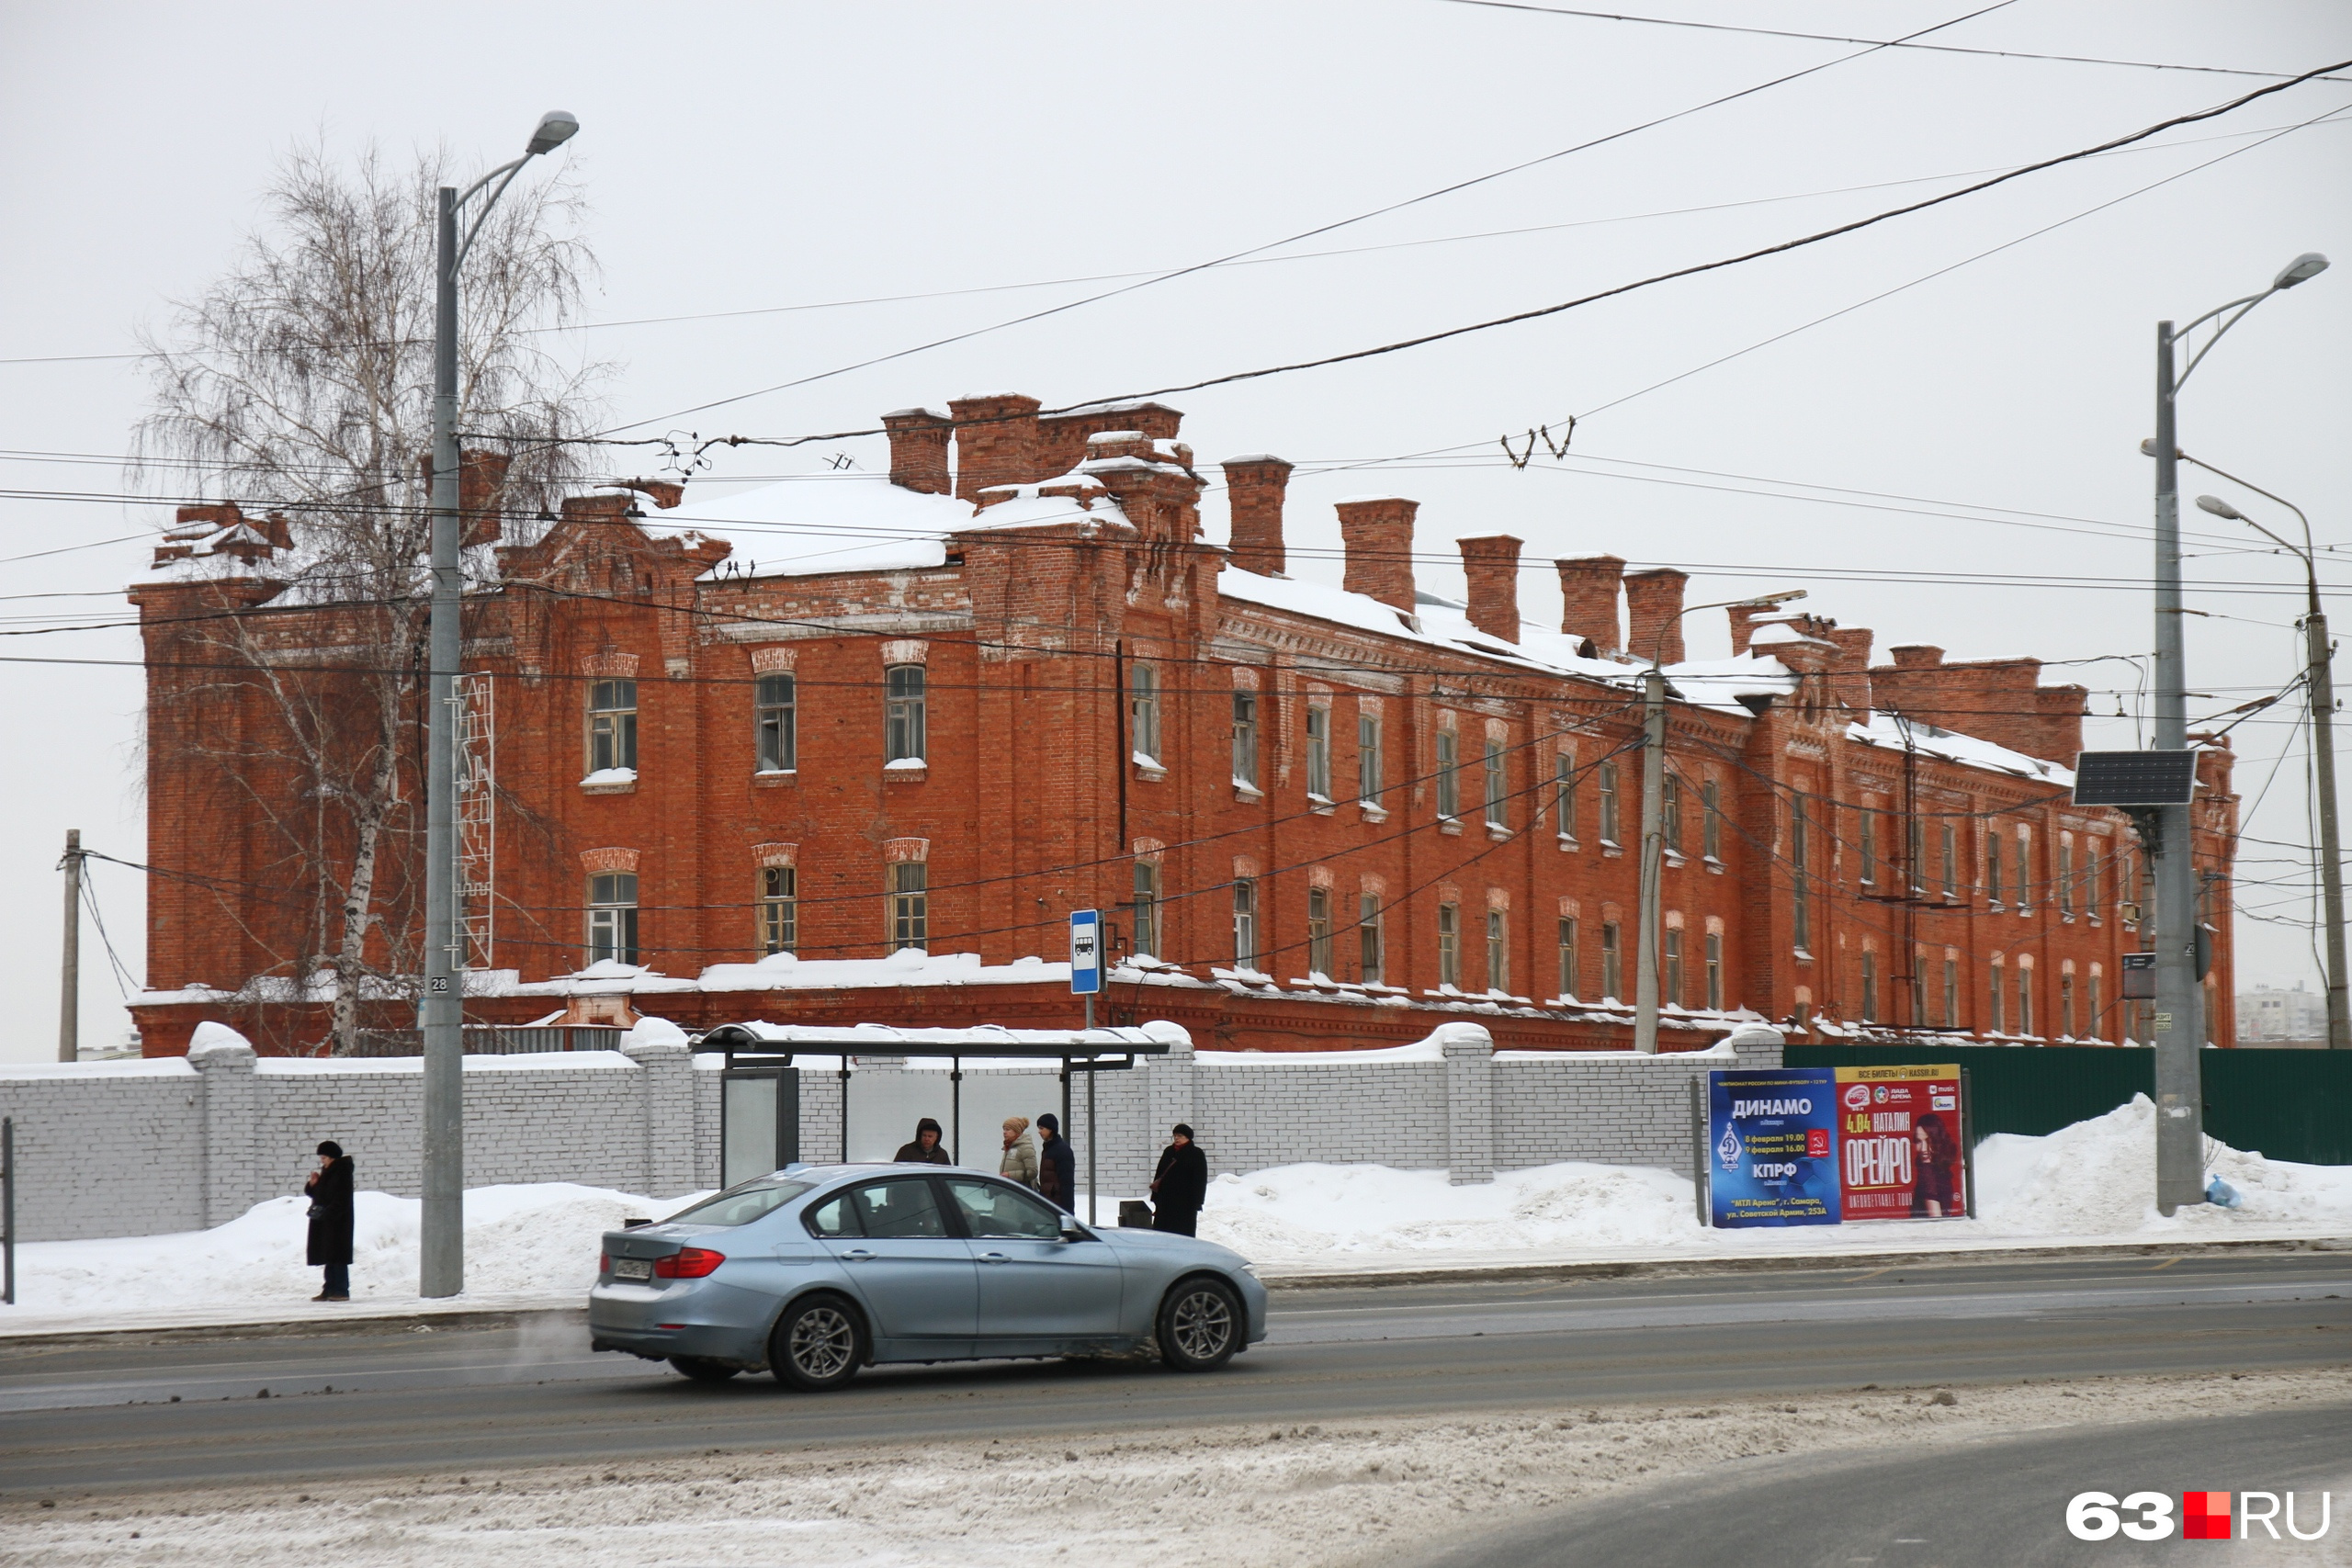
left=1130, top=663, right=1161, bottom=765
left=588, top=872, right=639, bottom=964
left=884, top=665, right=926, bottom=763
left=755, top=672, right=796, bottom=773
left=587, top=680, right=638, bottom=774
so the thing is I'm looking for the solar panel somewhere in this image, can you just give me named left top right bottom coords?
left=2072, top=750, right=2198, bottom=807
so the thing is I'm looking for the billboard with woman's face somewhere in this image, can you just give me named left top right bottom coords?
left=1834, top=1064, right=1970, bottom=1219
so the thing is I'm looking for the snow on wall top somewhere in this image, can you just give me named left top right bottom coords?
left=1846, top=712, right=2074, bottom=785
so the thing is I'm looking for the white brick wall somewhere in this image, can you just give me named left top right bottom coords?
left=0, top=1024, right=1781, bottom=1241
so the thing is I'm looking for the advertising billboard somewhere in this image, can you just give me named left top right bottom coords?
left=1705, top=1068, right=1840, bottom=1227
left=1834, top=1064, right=1969, bottom=1220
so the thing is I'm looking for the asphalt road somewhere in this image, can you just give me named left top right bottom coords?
left=2, top=1251, right=2346, bottom=1498
left=1418, top=1401, right=2352, bottom=1568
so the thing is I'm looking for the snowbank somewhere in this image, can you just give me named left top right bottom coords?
left=0, top=1182, right=709, bottom=1317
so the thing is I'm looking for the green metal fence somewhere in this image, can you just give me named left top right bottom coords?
left=1784, top=1045, right=2351, bottom=1166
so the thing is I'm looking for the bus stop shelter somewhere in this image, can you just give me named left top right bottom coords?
left=691, top=1021, right=1180, bottom=1224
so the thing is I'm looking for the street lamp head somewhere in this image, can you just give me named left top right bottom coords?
left=526, top=110, right=580, bottom=156
left=1733, top=589, right=1807, bottom=609
left=2273, top=252, right=2329, bottom=290
left=2194, top=494, right=2245, bottom=522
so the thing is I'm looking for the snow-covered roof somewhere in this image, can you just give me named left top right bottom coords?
left=1846, top=713, right=2073, bottom=785
left=701, top=1019, right=1189, bottom=1054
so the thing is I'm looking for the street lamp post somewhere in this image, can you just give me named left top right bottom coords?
left=2147, top=251, right=2328, bottom=1214
left=2194, top=479, right=2347, bottom=1051
left=420, top=110, right=579, bottom=1300
left=1633, top=588, right=1805, bottom=1055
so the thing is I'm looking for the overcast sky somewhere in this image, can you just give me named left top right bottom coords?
left=4, top=2, right=2347, bottom=1061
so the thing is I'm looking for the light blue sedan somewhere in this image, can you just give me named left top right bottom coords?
left=589, top=1164, right=1267, bottom=1388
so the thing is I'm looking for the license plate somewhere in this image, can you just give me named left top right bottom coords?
left=613, top=1258, right=653, bottom=1281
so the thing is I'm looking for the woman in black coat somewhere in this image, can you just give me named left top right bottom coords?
left=304, top=1141, right=355, bottom=1302
left=1149, top=1124, right=1209, bottom=1236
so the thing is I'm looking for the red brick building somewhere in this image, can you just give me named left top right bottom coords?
left=129, top=392, right=2238, bottom=1055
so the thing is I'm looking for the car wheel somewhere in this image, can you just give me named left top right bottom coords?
left=1156, top=1276, right=1241, bottom=1372
left=770, top=1293, right=865, bottom=1391
left=668, top=1356, right=741, bottom=1383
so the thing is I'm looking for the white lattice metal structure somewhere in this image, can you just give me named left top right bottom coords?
left=454, top=672, right=495, bottom=971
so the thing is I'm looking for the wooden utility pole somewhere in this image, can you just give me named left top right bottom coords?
left=59, top=828, right=82, bottom=1062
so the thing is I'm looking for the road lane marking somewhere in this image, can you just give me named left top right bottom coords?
left=2150, top=1258, right=2181, bottom=1271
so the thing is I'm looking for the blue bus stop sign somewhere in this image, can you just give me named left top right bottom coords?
left=1069, top=909, right=1102, bottom=995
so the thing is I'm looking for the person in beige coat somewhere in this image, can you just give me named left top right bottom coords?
left=999, top=1116, right=1039, bottom=1190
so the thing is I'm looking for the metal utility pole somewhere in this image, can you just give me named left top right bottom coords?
left=420, top=112, right=579, bottom=1300
left=2194, top=475, right=2347, bottom=1049
left=2146, top=251, right=2329, bottom=1212
left=58, top=829, right=81, bottom=1062
left=1632, top=589, right=1804, bottom=1055
left=1633, top=670, right=1667, bottom=1054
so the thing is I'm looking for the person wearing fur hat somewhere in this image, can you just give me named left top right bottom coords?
left=1035, top=1111, right=1077, bottom=1210
left=999, top=1115, right=1039, bottom=1189
left=1150, top=1124, right=1208, bottom=1236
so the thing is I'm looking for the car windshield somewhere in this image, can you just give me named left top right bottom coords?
left=661, top=1179, right=814, bottom=1228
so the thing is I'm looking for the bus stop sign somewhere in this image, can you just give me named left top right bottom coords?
left=1069, top=909, right=1102, bottom=995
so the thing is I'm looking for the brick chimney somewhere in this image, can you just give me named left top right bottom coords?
left=1555, top=556, right=1624, bottom=657
left=1457, top=535, right=1523, bottom=644
left=1826, top=626, right=1874, bottom=713
left=459, top=449, right=514, bottom=547
left=1222, top=455, right=1292, bottom=577
left=1335, top=496, right=1419, bottom=615
left=882, top=408, right=953, bottom=495
left=2035, top=684, right=2087, bottom=761
left=947, top=393, right=1042, bottom=502
left=1623, top=568, right=1690, bottom=664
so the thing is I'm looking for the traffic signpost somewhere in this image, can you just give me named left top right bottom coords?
left=1069, top=910, right=1101, bottom=1224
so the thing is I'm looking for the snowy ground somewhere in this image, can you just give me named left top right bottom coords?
left=3, top=1096, right=2346, bottom=1331
left=6, top=1368, right=2347, bottom=1567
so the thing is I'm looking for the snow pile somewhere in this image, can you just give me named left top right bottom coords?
left=2, top=1183, right=708, bottom=1316
left=1202, top=1095, right=2352, bottom=1266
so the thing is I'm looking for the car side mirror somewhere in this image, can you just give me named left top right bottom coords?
left=1058, top=1213, right=1085, bottom=1241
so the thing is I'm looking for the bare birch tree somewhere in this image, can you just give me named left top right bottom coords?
left=134, top=141, right=606, bottom=1052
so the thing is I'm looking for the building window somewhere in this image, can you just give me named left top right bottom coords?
left=1232, top=692, right=1258, bottom=789
left=1232, top=878, right=1258, bottom=971
left=2015, top=835, right=2032, bottom=913
left=1305, top=704, right=1331, bottom=798
left=1989, top=964, right=2005, bottom=1032
left=587, top=872, right=639, bottom=965
left=1306, top=887, right=1333, bottom=977
left=1702, top=779, right=1722, bottom=860
left=1791, top=800, right=1811, bottom=953
left=2062, top=973, right=2076, bottom=1035
left=1484, top=739, right=1508, bottom=829
left=1358, top=712, right=1384, bottom=805
left=1132, top=860, right=1160, bottom=957
left=1662, top=775, right=1683, bottom=856
left=884, top=664, right=926, bottom=763
left=1860, top=951, right=1879, bottom=1023
left=1705, top=931, right=1724, bottom=1010
left=1601, top=920, right=1623, bottom=1000
left=1859, top=808, right=1877, bottom=885
left=758, top=865, right=795, bottom=955
left=2089, top=971, right=2104, bottom=1040
left=1665, top=928, right=1684, bottom=1009
left=888, top=862, right=927, bottom=953
left=1599, top=761, right=1621, bottom=843
left=1438, top=903, right=1461, bottom=987
left=1486, top=909, right=1509, bottom=994
left=1130, top=663, right=1161, bottom=765
left=1558, top=917, right=1578, bottom=999
left=2058, top=841, right=2075, bottom=916
left=1555, top=754, right=1577, bottom=840
left=2018, top=968, right=2034, bottom=1035
left=1907, top=817, right=1926, bottom=893
left=1943, top=958, right=1959, bottom=1028
left=1988, top=829, right=2005, bottom=904
left=1359, top=896, right=1384, bottom=986
left=1436, top=728, right=1460, bottom=818
left=754, top=672, right=796, bottom=773
left=588, top=679, right=638, bottom=774
left=1940, top=822, right=1957, bottom=896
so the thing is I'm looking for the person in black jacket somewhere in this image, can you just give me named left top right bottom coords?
left=892, top=1117, right=953, bottom=1165
left=1035, top=1111, right=1077, bottom=1212
left=1149, top=1123, right=1209, bottom=1236
left=304, top=1140, right=356, bottom=1302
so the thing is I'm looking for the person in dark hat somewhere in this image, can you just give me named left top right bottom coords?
left=1035, top=1111, right=1077, bottom=1211
left=304, top=1140, right=356, bottom=1302
left=892, top=1117, right=953, bottom=1165
left=1150, top=1123, right=1209, bottom=1236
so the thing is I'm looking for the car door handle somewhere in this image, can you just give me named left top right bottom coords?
left=978, top=1251, right=1009, bottom=1264
left=841, top=1248, right=876, bottom=1262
